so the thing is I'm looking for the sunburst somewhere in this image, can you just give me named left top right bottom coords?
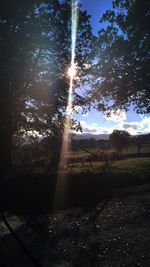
left=67, top=64, right=77, bottom=79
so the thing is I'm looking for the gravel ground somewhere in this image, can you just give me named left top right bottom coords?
left=0, top=190, right=150, bottom=267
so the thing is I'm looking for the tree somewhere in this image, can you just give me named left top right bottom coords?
left=90, top=0, right=150, bottom=114
left=0, top=0, right=93, bottom=171
left=133, top=134, right=150, bottom=153
left=109, top=130, right=130, bottom=153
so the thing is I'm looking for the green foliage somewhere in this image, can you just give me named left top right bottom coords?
left=91, top=0, right=150, bottom=114
left=109, top=130, right=130, bottom=152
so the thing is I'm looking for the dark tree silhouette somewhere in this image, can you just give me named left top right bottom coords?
left=109, top=129, right=130, bottom=153
left=134, top=134, right=150, bottom=153
left=0, top=0, right=93, bottom=171
left=90, top=0, right=150, bottom=114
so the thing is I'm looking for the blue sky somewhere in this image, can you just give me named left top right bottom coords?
left=80, top=0, right=112, bottom=35
left=73, top=0, right=150, bottom=135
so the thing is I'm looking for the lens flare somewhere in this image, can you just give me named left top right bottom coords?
left=67, top=64, right=77, bottom=79
left=54, top=0, right=79, bottom=210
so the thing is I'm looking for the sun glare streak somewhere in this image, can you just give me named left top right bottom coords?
left=54, top=0, right=78, bottom=210
left=67, top=64, right=77, bottom=79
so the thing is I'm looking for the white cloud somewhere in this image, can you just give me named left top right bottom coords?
left=117, top=122, right=140, bottom=135
left=141, top=116, right=150, bottom=125
left=104, top=109, right=127, bottom=122
left=79, top=115, right=150, bottom=136
left=80, top=120, right=114, bottom=135
left=118, top=115, right=150, bottom=135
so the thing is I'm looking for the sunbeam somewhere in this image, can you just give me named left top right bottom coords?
left=54, top=0, right=79, bottom=210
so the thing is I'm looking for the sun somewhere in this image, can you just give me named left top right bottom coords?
left=67, top=64, right=77, bottom=78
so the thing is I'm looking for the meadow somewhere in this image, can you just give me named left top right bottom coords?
left=0, top=144, right=150, bottom=212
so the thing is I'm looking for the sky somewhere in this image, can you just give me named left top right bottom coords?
left=72, top=0, right=150, bottom=136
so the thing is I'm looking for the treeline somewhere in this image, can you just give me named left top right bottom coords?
left=71, top=133, right=150, bottom=152
left=71, top=138, right=109, bottom=151
left=11, top=133, right=150, bottom=170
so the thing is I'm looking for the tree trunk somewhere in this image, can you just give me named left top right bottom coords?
left=0, top=132, right=12, bottom=172
left=0, top=100, right=13, bottom=173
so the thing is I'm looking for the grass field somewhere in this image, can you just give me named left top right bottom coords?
left=0, top=154, right=150, bottom=213
left=68, top=145, right=150, bottom=158
left=68, top=154, right=150, bottom=176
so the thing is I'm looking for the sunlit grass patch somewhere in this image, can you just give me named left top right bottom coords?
left=68, top=157, right=150, bottom=180
left=112, top=157, right=150, bottom=176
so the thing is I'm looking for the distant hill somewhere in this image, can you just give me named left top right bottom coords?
left=73, top=133, right=109, bottom=140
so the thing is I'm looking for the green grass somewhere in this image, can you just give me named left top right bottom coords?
left=127, top=145, right=150, bottom=154
left=1, top=148, right=150, bottom=213
left=68, top=157, right=150, bottom=178
left=112, top=157, right=150, bottom=176
left=69, top=145, right=150, bottom=156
